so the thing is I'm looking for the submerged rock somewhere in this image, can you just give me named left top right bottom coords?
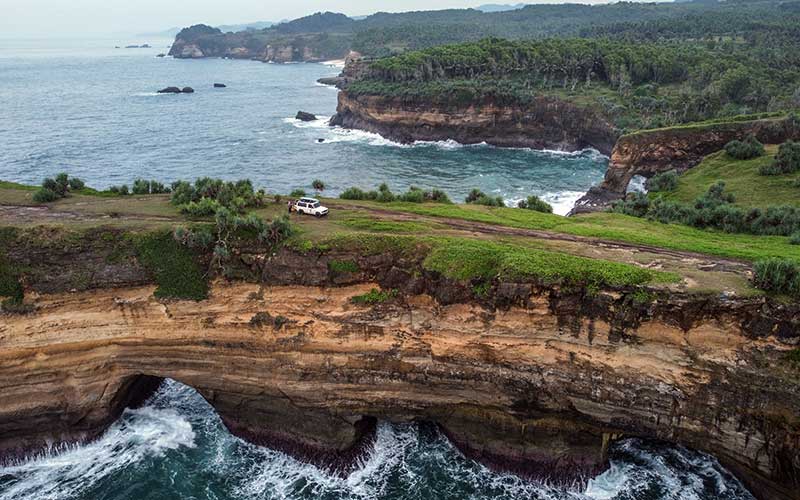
left=181, top=87, right=194, bottom=94
left=213, top=83, right=226, bottom=88
left=296, top=111, right=317, bottom=122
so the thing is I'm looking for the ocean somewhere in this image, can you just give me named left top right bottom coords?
left=0, top=38, right=605, bottom=214
left=0, top=39, right=754, bottom=499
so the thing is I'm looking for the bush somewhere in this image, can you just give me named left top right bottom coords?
left=761, top=140, right=800, bottom=176
left=790, top=232, right=800, bottom=245
left=312, top=179, right=325, bottom=192
left=32, top=188, right=60, bottom=203
left=724, top=135, right=765, bottom=160
left=645, top=170, right=679, bottom=192
left=517, top=195, right=553, bottom=213
left=132, top=179, right=151, bottom=195
left=34, top=173, right=85, bottom=202
left=180, top=198, right=223, bottom=217
left=339, top=184, right=450, bottom=204
left=753, top=258, right=800, bottom=297
left=109, top=185, right=130, bottom=195
left=466, top=189, right=505, bottom=207
left=612, top=182, right=800, bottom=236
left=68, top=177, right=85, bottom=190
left=290, top=189, right=307, bottom=198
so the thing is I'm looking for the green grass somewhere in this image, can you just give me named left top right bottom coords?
left=133, top=231, right=208, bottom=300
left=336, top=215, right=432, bottom=233
left=625, top=113, right=787, bottom=136
left=365, top=201, right=800, bottom=262
left=658, top=147, right=800, bottom=208
left=0, top=180, right=37, bottom=191
left=329, top=259, right=360, bottom=274
left=350, top=288, right=398, bottom=305
left=422, top=238, right=677, bottom=287
left=317, top=233, right=675, bottom=288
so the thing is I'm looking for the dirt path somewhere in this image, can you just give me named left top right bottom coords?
left=337, top=203, right=752, bottom=274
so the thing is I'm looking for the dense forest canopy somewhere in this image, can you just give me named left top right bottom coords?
left=175, top=0, right=800, bottom=58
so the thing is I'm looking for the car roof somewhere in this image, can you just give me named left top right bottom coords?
left=299, top=197, right=319, bottom=203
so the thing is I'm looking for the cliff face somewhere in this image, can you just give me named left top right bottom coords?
left=572, top=116, right=800, bottom=213
left=330, top=91, right=619, bottom=154
left=1, top=241, right=799, bottom=499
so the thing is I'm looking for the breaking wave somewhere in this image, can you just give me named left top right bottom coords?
left=0, top=380, right=754, bottom=500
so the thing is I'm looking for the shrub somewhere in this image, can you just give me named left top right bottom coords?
left=290, top=189, right=307, bottom=198
left=724, top=135, right=765, bottom=160
left=339, top=184, right=450, bottom=204
left=761, top=140, right=800, bottom=176
left=612, top=182, right=800, bottom=236
left=179, top=198, right=223, bottom=217
left=645, top=170, right=679, bottom=192
left=169, top=178, right=264, bottom=211
left=109, top=185, right=130, bottom=195
left=34, top=173, right=85, bottom=202
left=132, top=179, right=151, bottom=195
left=32, top=188, right=60, bottom=203
left=753, top=258, right=800, bottom=297
left=68, top=177, right=85, bottom=190
left=517, top=195, right=553, bottom=213
left=131, top=179, right=168, bottom=195
left=340, top=187, right=375, bottom=200
left=790, top=232, right=800, bottom=245
left=465, top=188, right=504, bottom=207
left=312, top=179, right=325, bottom=192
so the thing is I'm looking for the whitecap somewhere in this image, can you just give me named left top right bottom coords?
left=0, top=405, right=195, bottom=500
left=321, top=59, right=346, bottom=69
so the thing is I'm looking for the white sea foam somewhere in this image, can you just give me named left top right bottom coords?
left=0, top=405, right=195, bottom=500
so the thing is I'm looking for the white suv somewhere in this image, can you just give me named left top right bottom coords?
left=294, top=197, right=329, bottom=217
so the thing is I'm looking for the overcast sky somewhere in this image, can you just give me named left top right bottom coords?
left=1, top=0, right=636, bottom=38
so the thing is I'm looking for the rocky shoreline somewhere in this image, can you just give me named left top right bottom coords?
left=0, top=228, right=798, bottom=499
left=330, top=91, right=619, bottom=155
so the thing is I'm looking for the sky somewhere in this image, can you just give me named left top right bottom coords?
left=0, top=0, right=638, bottom=38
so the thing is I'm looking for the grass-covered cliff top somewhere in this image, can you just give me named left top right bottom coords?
left=3, top=175, right=795, bottom=303
left=346, top=35, right=800, bottom=132
left=659, top=145, right=800, bottom=209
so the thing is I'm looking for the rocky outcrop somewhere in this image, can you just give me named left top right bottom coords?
left=317, top=51, right=373, bottom=88
left=1, top=233, right=799, bottom=499
left=296, top=111, right=317, bottom=121
left=330, top=91, right=619, bottom=153
left=572, top=115, right=800, bottom=213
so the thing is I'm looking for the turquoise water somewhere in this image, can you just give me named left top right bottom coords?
left=0, top=40, right=755, bottom=499
left=0, top=380, right=754, bottom=500
left=0, top=38, right=605, bottom=214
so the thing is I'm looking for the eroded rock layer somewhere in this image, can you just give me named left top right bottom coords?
left=330, top=91, right=619, bottom=154
left=1, top=272, right=799, bottom=499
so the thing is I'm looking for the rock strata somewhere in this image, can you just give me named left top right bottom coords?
left=0, top=238, right=798, bottom=499
left=330, top=91, right=619, bottom=153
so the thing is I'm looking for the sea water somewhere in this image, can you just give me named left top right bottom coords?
left=0, top=381, right=754, bottom=500
left=0, top=39, right=754, bottom=499
left=0, top=38, right=605, bottom=214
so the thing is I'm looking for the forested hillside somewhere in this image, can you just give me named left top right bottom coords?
left=348, top=23, right=800, bottom=130
left=171, top=0, right=800, bottom=60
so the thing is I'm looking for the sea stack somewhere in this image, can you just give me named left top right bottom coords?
left=296, top=111, right=317, bottom=122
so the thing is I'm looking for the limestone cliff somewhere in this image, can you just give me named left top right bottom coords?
left=1, top=233, right=799, bottom=500
left=330, top=91, right=619, bottom=154
left=572, top=115, right=800, bottom=213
